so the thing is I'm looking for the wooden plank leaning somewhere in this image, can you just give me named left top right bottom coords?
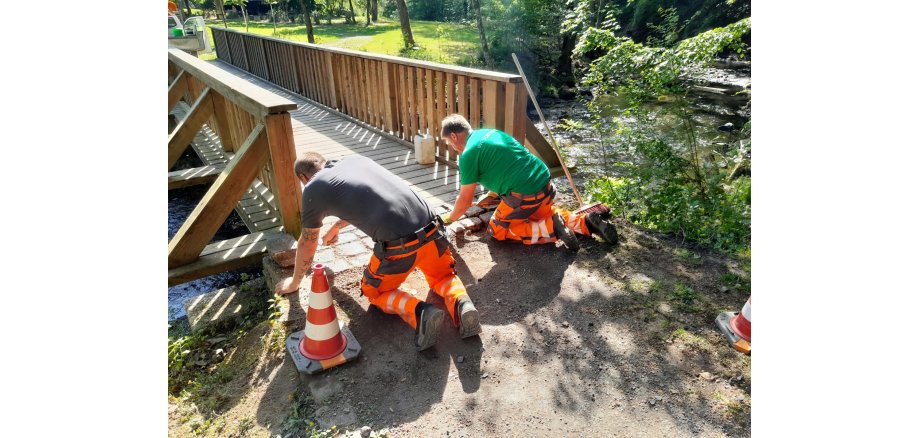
left=168, top=70, right=188, bottom=115
left=168, top=124, right=271, bottom=268
left=168, top=87, right=214, bottom=170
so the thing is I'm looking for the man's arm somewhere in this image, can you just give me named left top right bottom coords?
left=322, top=219, right=350, bottom=246
left=274, top=227, right=321, bottom=295
left=448, top=183, right=478, bottom=223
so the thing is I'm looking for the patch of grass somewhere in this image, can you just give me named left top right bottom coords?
left=673, top=247, right=703, bottom=265
left=557, top=119, right=584, bottom=132
left=720, top=272, right=750, bottom=293
left=670, top=283, right=700, bottom=313
left=670, top=327, right=714, bottom=353
left=227, top=417, right=255, bottom=438
left=283, top=392, right=338, bottom=438
left=203, top=18, right=482, bottom=66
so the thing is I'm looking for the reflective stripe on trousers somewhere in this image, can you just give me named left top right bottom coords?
left=488, top=186, right=590, bottom=244
left=361, top=233, right=469, bottom=328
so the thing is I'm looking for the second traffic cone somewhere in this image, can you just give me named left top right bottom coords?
left=286, top=263, right=361, bottom=375
left=716, top=296, right=751, bottom=355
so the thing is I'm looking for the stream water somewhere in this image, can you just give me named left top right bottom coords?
left=537, top=65, right=751, bottom=197
left=167, top=150, right=263, bottom=322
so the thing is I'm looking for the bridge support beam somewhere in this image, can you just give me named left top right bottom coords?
left=169, top=124, right=270, bottom=268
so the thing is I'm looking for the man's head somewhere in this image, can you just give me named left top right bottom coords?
left=440, top=114, right=472, bottom=153
left=294, top=151, right=326, bottom=185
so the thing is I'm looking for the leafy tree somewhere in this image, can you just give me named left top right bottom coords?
left=575, top=18, right=752, bottom=250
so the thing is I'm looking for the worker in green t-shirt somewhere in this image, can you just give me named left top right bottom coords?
left=440, top=114, right=618, bottom=251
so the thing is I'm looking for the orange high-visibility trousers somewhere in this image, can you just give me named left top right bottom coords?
left=489, top=183, right=590, bottom=244
left=361, top=227, right=468, bottom=328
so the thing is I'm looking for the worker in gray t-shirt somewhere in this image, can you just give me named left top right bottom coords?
left=275, top=152, right=481, bottom=351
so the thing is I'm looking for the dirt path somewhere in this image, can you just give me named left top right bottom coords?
left=169, top=218, right=751, bottom=437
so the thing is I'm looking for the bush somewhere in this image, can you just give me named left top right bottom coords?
left=576, top=18, right=752, bottom=251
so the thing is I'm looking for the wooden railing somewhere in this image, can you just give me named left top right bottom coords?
left=210, top=27, right=561, bottom=171
left=167, top=47, right=301, bottom=269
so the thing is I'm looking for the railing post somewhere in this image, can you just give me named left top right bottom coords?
left=482, top=80, right=505, bottom=130
left=264, top=113, right=302, bottom=239
left=383, top=63, right=398, bottom=135
left=504, top=81, right=528, bottom=145
left=324, top=51, right=338, bottom=109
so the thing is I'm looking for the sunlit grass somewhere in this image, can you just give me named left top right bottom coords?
left=202, top=17, right=482, bottom=66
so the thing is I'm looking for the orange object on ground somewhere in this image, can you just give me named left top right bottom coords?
left=300, top=264, right=348, bottom=360
left=489, top=183, right=589, bottom=244
left=286, top=263, right=361, bottom=375
left=361, top=221, right=469, bottom=327
left=715, top=296, right=751, bottom=355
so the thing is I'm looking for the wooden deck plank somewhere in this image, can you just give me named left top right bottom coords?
left=168, top=233, right=270, bottom=286
left=204, top=60, right=470, bottom=209
left=168, top=164, right=226, bottom=190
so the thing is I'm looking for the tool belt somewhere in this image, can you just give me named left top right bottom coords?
left=502, top=182, right=555, bottom=208
left=373, top=217, right=445, bottom=258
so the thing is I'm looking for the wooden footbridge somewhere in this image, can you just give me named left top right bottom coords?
left=168, top=28, right=562, bottom=286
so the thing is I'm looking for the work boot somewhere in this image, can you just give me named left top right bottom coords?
left=414, top=302, right=445, bottom=351
left=586, top=212, right=618, bottom=245
left=455, top=296, right=482, bottom=339
left=552, top=212, right=580, bottom=251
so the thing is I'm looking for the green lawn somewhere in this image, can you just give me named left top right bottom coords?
left=201, top=17, right=483, bottom=67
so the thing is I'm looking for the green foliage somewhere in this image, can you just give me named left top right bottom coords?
left=670, top=282, right=700, bottom=312
left=283, top=392, right=338, bottom=437
left=577, top=18, right=751, bottom=251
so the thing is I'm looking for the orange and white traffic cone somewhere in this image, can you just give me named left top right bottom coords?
left=716, top=296, right=751, bottom=355
left=286, top=263, right=361, bottom=375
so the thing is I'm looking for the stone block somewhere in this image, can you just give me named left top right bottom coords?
left=447, top=222, right=466, bottom=236
left=479, top=211, right=493, bottom=224
left=336, top=241, right=368, bottom=257
left=458, top=216, right=483, bottom=231
left=184, top=278, right=267, bottom=332
left=266, top=232, right=297, bottom=268
left=326, top=258, right=352, bottom=273
left=464, top=205, right=485, bottom=218
left=314, top=247, right=335, bottom=264
left=263, top=255, right=293, bottom=293
left=336, top=232, right=357, bottom=244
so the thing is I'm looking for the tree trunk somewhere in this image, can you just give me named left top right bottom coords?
left=471, top=0, right=493, bottom=68
left=215, top=0, right=228, bottom=27
left=365, top=0, right=370, bottom=25
left=595, top=0, right=604, bottom=28
left=243, top=8, right=249, bottom=32
left=395, top=0, right=415, bottom=48
left=348, top=0, right=356, bottom=24
left=371, top=0, right=378, bottom=21
left=557, top=31, right=577, bottom=86
left=299, top=0, right=315, bottom=43
left=270, top=3, right=277, bottom=35
left=184, top=0, right=192, bottom=17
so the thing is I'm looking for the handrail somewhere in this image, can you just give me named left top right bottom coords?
left=210, top=27, right=522, bottom=83
left=208, top=26, right=562, bottom=171
left=169, top=48, right=297, bottom=116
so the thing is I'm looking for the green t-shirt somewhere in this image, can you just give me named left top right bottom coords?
left=458, top=129, right=550, bottom=195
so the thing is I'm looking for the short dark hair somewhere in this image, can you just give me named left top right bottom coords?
left=440, top=114, right=472, bottom=138
left=294, top=151, right=326, bottom=179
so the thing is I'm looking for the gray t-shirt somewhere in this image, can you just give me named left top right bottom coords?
left=300, top=155, right=434, bottom=242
